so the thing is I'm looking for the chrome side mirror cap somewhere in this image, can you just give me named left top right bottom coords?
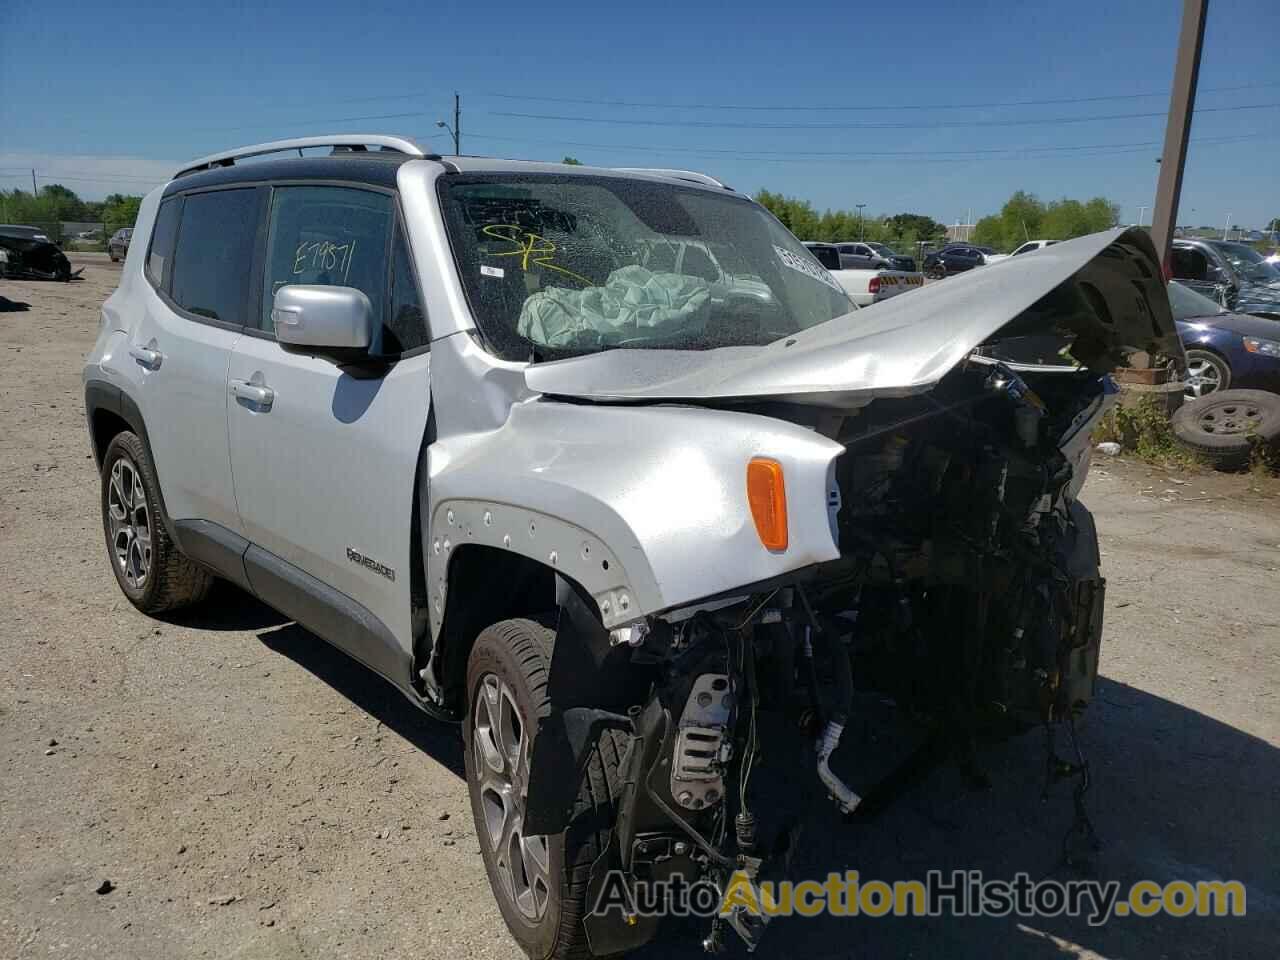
left=272, top=285, right=373, bottom=354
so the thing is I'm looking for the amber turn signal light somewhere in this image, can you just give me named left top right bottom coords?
left=746, top=458, right=788, bottom=551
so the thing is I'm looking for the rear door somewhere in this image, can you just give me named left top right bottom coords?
left=133, top=187, right=261, bottom=536
left=226, top=182, right=432, bottom=676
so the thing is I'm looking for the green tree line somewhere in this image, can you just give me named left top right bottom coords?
left=754, top=188, right=1124, bottom=254
left=754, top=190, right=948, bottom=251
left=1, top=185, right=143, bottom=238
left=972, top=191, right=1119, bottom=251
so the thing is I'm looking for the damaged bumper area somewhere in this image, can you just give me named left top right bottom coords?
left=0, top=229, right=75, bottom=281
left=522, top=229, right=1177, bottom=955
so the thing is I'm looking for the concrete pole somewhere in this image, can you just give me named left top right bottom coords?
left=1149, top=0, right=1208, bottom=273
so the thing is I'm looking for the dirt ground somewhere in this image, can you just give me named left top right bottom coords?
left=2, top=260, right=1278, bottom=960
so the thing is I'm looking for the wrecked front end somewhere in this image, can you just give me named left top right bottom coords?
left=517, top=228, right=1180, bottom=955
left=0, top=232, right=74, bottom=281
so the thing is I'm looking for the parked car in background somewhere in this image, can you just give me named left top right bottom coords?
left=1171, top=238, right=1280, bottom=320
left=978, top=244, right=1010, bottom=264
left=862, top=240, right=917, bottom=272
left=922, top=243, right=987, bottom=277
left=804, top=241, right=923, bottom=306
left=1011, top=239, right=1059, bottom=257
left=0, top=224, right=73, bottom=280
left=108, top=227, right=133, bottom=262
left=833, top=241, right=891, bottom=270
left=1170, top=280, right=1280, bottom=399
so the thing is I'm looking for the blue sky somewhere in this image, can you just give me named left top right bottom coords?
left=2, top=0, right=1277, bottom=229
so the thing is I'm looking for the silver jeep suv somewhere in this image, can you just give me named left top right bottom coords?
left=84, top=136, right=1181, bottom=958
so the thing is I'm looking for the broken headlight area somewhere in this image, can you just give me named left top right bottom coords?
left=0, top=232, right=75, bottom=281
left=531, top=359, right=1111, bottom=956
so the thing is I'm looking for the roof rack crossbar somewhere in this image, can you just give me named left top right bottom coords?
left=174, top=135, right=434, bottom=179
left=611, top=167, right=732, bottom=191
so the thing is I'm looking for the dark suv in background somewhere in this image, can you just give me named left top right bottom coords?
left=1171, top=238, right=1280, bottom=320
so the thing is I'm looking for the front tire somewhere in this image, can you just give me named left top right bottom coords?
left=100, top=431, right=213, bottom=613
left=463, top=618, right=625, bottom=960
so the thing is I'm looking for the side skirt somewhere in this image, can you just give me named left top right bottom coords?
left=171, top=519, right=453, bottom=722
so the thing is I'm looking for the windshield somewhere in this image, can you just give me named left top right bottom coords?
left=1211, top=242, right=1280, bottom=284
left=1168, top=280, right=1225, bottom=321
left=437, top=174, right=854, bottom=360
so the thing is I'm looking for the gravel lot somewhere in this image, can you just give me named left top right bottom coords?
left=3, top=260, right=1278, bottom=959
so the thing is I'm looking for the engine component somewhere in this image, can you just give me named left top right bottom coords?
left=815, top=720, right=862, bottom=815
left=671, top=673, right=732, bottom=809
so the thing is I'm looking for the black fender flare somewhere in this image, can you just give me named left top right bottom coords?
left=84, top=379, right=181, bottom=545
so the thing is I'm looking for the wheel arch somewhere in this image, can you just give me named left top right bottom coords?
left=426, top=543, right=562, bottom=711
left=85, top=380, right=180, bottom=544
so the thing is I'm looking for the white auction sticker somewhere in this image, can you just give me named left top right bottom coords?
left=773, top=245, right=844, bottom=293
left=480, top=264, right=505, bottom=278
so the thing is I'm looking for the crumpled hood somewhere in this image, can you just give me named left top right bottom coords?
left=524, top=227, right=1181, bottom=407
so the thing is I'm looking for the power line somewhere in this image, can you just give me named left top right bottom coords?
left=463, top=130, right=1275, bottom=160
left=490, top=102, right=1280, bottom=131
left=479, top=78, right=1280, bottom=113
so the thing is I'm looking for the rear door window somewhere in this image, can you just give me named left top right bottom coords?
left=170, top=189, right=261, bottom=325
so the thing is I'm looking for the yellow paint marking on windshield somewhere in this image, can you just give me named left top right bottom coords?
left=481, top=224, right=594, bottom=286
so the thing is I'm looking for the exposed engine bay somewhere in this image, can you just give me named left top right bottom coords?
left=526, top=357, right=1111, bottom=956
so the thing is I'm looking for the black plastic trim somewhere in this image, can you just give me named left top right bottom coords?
left=243, top=544, right=411, bottom=691
left=172, top=519, right=252, bottom=592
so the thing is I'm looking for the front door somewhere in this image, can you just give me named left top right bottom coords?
left=226, top=183, right=432, bottom=675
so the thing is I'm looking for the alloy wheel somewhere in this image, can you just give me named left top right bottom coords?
left=1184, top=352, right=1226, bottom=399
left=473, top=673, right=551, bottom=922
left=107, top=457, right=151, bottom=588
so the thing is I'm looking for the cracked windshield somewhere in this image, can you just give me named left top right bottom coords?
left=439, top=175, right=854, bottom=360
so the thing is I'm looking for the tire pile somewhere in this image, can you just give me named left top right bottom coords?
left=1171, top=389, right=1280, bottom=470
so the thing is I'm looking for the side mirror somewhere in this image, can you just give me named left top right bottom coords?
left=272, top=285, right=373, bottom=361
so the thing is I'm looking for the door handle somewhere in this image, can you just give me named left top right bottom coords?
left=128, top=344, right=163, bottom=370
left=230, top=378, right=274, bottom=410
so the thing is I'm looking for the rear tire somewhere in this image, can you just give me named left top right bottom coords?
left=100, top=431, right=214, bottom=613
left=463, top=617, right=626, bottom=960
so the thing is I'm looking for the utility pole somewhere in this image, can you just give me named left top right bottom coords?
left=1137, top=204, right=1149, bottom=227
left=438, top=94, right=461, bottom=155
left=1150, top=0, right=1208, bottom=273
left=856, top=203, right=866, bottom=240
left=454, top=92, right=461, bottom=155
left=1221, top=214, right=1231, bottom=240
left=31, top=169, right=38, bottom=196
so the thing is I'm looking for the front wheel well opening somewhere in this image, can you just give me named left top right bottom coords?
left=90, top=408, right=131, bottom=468
left=432, top=545, right=560, bottom=711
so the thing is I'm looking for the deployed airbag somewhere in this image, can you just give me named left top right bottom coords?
left=517, top=265, right=711, bottom=347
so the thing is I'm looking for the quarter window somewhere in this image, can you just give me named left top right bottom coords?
left=170, top=189, right=260, bottom=325
left=146, top=196, right=182, bottom=290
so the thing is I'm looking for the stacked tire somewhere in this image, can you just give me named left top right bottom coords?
left=1171, top=389, right=1280, bottom=470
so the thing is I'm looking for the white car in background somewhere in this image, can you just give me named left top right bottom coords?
left=1011, top=240, right=1060, bottom=257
